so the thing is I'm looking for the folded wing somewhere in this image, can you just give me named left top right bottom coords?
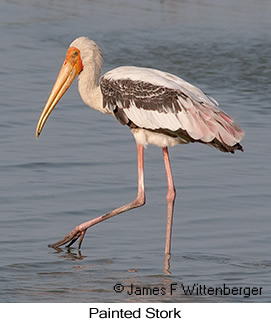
left=101, top=66, right=244, bottom=152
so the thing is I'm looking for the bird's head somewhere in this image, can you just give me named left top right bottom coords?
left=36, top=37, right=102, bottom=137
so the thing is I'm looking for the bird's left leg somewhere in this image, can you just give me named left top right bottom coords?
left=162, top=147, right=176, bottom=273
left=48, top=144, right=145, bottom=249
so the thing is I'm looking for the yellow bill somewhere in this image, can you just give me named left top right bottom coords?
left=36, top=46, right=83, bottom=137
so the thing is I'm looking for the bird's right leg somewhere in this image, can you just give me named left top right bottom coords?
left=48, top=144, right=145, bottom=249
left=162, top=147, right=176, bottom=274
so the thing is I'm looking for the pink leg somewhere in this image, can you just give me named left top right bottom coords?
left=49, top=144, right=145, bottom=249
left=162, top=147, right=176, bottom=256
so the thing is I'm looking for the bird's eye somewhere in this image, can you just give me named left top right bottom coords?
left=73, top=51, right=78, bottom=57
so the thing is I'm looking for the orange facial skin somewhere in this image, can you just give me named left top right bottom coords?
left=64, top=47, right=83, bottom=74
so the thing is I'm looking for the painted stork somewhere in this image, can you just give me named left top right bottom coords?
left=36, top=37, right=244, bottom=270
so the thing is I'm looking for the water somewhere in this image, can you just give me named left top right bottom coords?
left=0, top=0, right=270, bottom=302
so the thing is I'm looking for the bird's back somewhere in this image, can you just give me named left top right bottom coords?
left=103, top=66, right=217, bottom=106
left=101, top=66, right=244, bottom=153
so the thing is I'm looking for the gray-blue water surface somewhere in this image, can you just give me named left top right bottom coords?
left=0, top=0, right=270, bottom=302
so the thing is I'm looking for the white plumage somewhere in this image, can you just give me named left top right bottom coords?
left=36, top=37, right=244, bottom=269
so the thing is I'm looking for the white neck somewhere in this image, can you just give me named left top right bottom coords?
left=77, top=46, right=109, bottom=114
left=78, top=65, right=105, bottom=113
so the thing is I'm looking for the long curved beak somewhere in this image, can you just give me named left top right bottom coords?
left=36, top=47, right=82, bottom=137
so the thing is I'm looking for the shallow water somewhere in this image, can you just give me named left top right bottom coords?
left=0, top=0, right=271, bottom=302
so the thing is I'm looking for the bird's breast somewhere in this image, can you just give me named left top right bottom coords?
left=130, top=128, right=186, bottom=148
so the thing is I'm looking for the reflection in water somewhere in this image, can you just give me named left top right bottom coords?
left=51, top=247, right=86, bottom=261
left=164, top=253, right=171, bottom=275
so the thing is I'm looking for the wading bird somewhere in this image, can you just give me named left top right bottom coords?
left=36, top=37, right=244, bottom=271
